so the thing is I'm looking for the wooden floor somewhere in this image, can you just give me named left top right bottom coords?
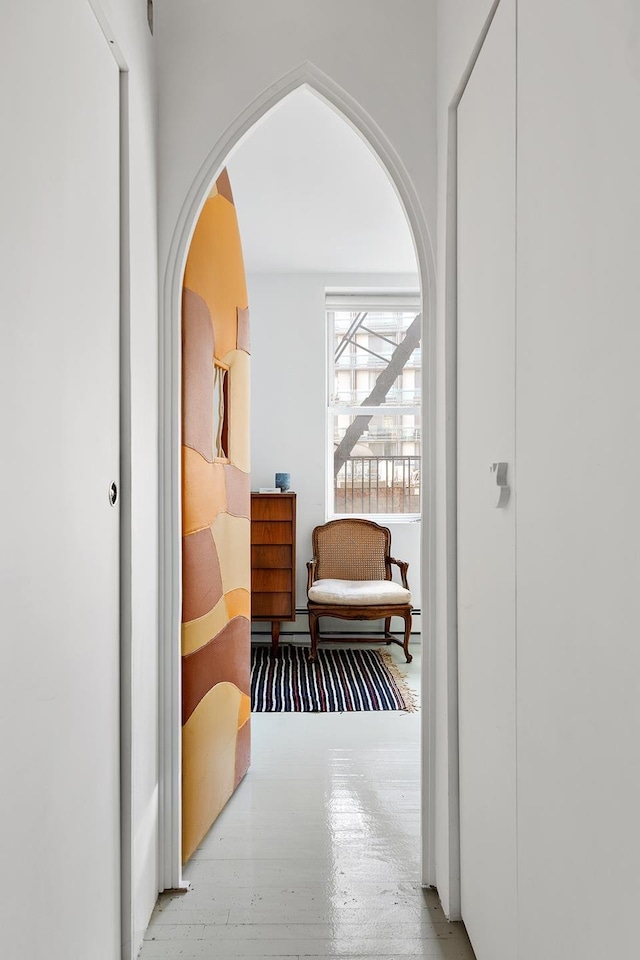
left=140, top=640, right=476, bottom=960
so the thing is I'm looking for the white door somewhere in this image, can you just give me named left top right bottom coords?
left=0, top=2, right=121, bottom=957
left=457, top=0, right=517, bottom=957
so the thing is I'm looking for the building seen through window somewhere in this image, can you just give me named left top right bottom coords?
left=328, top=297, right=421, bottom=516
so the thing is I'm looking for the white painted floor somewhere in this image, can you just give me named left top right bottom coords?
left=141, top=640, right=475, bottom=959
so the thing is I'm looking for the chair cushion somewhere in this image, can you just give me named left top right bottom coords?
left=308, top=578, right=411, bottom=606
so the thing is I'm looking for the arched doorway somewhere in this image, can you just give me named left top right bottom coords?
left=158, top=62, right=437, bottom=892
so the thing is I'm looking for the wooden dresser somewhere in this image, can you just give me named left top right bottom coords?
left=250, top=492, right=297, bottom=653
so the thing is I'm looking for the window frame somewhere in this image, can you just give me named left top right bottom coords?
left=326, top=293, right=422, bottom=522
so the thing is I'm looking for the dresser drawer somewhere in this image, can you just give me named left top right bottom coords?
left=251, top=569, right=292, bottom=592
left=252, top=592, right=294, bottom=618
left=251, top=520, right=293, bottom=545
left=251, top=544, right=292, bottom=569
left=251, top=496, right=293, bottom=521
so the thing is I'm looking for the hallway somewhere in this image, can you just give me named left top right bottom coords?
left=140, top=642, right=475, bottom=959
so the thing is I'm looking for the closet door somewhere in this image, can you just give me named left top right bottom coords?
left=457, top=1, right=517, bottom=957
left=0, top=2, right=121, bottom=957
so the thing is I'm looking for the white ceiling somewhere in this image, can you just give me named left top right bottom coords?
left=227, top=87, right=418, bottom=276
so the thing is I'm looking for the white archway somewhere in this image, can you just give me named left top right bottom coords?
left=158, top=60, right=437, bottom=892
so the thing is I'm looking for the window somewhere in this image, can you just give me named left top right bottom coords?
left=327, top=295, right=421, bottom=517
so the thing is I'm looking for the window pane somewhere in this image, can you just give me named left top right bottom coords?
left=331, top=309, right=421, bottom=407
left=332, top=412, right=421, bottom=515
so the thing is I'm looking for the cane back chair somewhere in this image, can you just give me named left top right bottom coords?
left=306, top=518, right=413, bottom=663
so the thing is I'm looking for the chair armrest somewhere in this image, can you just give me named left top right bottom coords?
left=389, top=556, right=410, bottom=590
left=306, top=560, right=317, bottom=593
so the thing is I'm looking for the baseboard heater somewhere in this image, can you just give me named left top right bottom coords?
left=251, top=606, right=422, bottom=638
left=292, top=606, right=422, bottom=617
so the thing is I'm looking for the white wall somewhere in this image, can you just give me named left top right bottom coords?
left=247, top=272, right=422, bottom=634
left=156, top=1, right=436, bottom=281
left=0, top=1, right=159, bottom=958
left=226, top=87, right=419, bottom=275
left=437, top=0, right=640, bottom=952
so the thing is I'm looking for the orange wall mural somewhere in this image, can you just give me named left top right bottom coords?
left=181, top=169, right=251, bottom=862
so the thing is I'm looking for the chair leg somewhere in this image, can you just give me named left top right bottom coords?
left=403, top=611, right=413, bottom=663
left=384, top=616, right=392, bottom=642
left=308, top=610, right=319, bottom=661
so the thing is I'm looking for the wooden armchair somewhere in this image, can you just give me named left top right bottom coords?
left=306, top=518, right=413, bottom=663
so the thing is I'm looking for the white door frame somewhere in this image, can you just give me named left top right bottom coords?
left=441, top=0, right=507, bottom=922
left=85, top=2, right=135, bottom=956
left=157, top=60, right=438, bottom=892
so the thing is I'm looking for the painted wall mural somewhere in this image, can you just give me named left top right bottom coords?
left=181, top=169, right=251, bottom=862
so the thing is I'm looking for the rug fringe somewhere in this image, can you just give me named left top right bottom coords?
left=379, top=651, right=419, bottom=713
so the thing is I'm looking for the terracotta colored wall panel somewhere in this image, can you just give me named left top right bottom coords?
left=211, top=513, right=251, bottom=595
left=225, top=587, right=251, bottom=622
left=182, top=682, right=250, bottom=862
left=224, top=463, right=251, bottom=519
left=181, top=595, right=229, bottom=657
left=182, top=449, right=227, bottom=536
left=182, top=288, right=215, bottom=462
left=181, top=168, right=251, bottom=863
left=182, top=616, right=250, bottom=724
left=183, top=195, right=248, bottom=360
left=182, top=528, right=224, bottom=623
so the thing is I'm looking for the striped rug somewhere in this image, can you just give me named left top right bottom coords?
left=251, top=644, right=415, bottom=712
